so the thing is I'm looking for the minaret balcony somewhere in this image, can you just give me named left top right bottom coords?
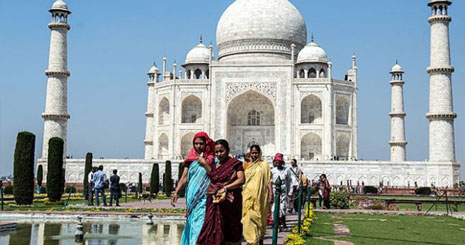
left=48, top=23, right=70, bottom=30
left=389, top=141, right=408, bottom=146
left=389, top=112, right=406, bottom=117
left=45, top=70, right=70, bottom=77
left=428, top=15, right=451, bottom=23
left=41, top=113, right=70, bottom=120
left=144, top=140, right=153, bottom=145
left=426, top=112, right=457, bottom=120
left=145, top=112, right=154, bottom=117
left=426, top=66, right=454, bottom=74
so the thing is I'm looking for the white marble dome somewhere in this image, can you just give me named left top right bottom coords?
left=147, top=65, right=159, bottom=74
left=391, top=63, right=403, bottom=72
left=51, top=0, right=69, bottom=11
left=297, top=41, right=328, bottom=64
left=216, top=0, right=307, bottom=60
left=185, top=42, right=210, bottom=64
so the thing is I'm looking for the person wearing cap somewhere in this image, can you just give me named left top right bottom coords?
left=271, top=153, right=291, bottom=231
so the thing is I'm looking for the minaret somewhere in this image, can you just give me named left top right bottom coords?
left=426, top=0, right=456, bottom=162
left=144, top=64, right=160, bottom=160
left=389, top=62, right=407, bottom=162
left=41, top=0, right=71, bottom=159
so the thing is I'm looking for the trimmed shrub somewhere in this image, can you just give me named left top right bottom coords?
left=37, top=165, right=43, bottom=187
left=13, top=131, right=35, bottom=205
left=138, top=172, right=143, bottom=194
left=47, top=137, right=64, bottom=202
left=146, top=186, right=151, bottom=192
left=330, top=191, right=350, bottom=209
left=164, top=161, right=173, bottom=197
left=39, top=186, right=47, bottom=194
left=119, top=183, right=127, bottom=193
left=415, top=187, right=432, bottom=196
left=150, top=163, right=160, bottom=195
left=178, top=163, right=186, bottom=197
left=65, top=186, right=76, bottom=193
left=363, top=185, right=378, bottom=194
left=83, top=153, right=92, bottom=200
left=4, top=185, right=14, bottom=195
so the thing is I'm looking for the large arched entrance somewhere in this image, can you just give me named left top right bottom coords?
left=227, top=90, right=275, bottom=156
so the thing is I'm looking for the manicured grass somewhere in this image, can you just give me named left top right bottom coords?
left=304, top=212, right=334, bottom=245
left=306, top=212, right=465, bottom=245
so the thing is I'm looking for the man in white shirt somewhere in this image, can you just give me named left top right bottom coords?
left=271, top=153, right=292, bottom=231
left=288, top=159, right=303, bottom=213
left=87, top=167, right=96, bottom=206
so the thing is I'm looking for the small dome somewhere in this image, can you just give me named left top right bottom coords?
left=391, top=63, right=403, bottom=73
left=185, top=42, right=210, bottom=65
left=51, top=0, right=69, bottom=11
left=297, top=41, right=328, bottom=64
left=148, top=65, right=159, bottom=75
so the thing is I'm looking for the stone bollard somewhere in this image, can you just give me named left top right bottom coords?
left=75, top=216, right=84, bottom=243
left=147, top=213, right=154, bottom=225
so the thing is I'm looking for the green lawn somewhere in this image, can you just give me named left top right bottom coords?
left=305, top=212, right=465, bottom=245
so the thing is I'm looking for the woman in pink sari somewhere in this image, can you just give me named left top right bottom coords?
left=196, top=139, right=246, bottom=245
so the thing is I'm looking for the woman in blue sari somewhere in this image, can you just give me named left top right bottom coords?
left=172, top=132, right=215, bottom=245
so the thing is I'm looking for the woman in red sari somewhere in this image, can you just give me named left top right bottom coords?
left=196, top=139, right=246, bottom=245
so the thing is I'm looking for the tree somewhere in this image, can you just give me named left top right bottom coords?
left=47, top=137, right=64, bottom=202
left=138, top=172, right=143, bottom=194
left=13, top=131, right=35, bottom=205
left=150, top=163, right=159, bottom=196
left=177, top=163, right=186, bottom=197
left=164, top=161, right=173, bottom=197
left=37, top=164, right=43, bottom=188
left=83, top=153, right=93, bottom=200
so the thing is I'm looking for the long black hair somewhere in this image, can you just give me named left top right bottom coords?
left=215, top=139, right=230, bottom=151
left=249, top=144, right=261, bottom=153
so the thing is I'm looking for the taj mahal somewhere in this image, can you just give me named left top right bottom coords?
left=38, top=0, right=460, bottom=187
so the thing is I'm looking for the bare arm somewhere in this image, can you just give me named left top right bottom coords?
left=216, top=170, right=245, bottom=196
left=267, top=182, right=274, bottom=203
left=198, top=156, right=211, bottom=174
left=171, top=166, right=189, bottom=207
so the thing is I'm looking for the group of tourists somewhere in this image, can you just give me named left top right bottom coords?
left=87, top=165, right=121, bottom=206
left=171, top=131, right=332, bottom=245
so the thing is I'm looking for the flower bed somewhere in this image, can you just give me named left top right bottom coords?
left=285, top=204, right=314, bottom=245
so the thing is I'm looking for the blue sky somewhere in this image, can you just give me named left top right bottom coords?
left=0, top=0, right=464, bottom=179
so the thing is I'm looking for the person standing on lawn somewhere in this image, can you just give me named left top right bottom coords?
left=110, top=169, right=120, bottom=206
left=93, top=165, right=108, bottom=206
left=87, top=167, right=96, bottom=206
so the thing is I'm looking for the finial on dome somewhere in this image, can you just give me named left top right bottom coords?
left=396, top=59, right=398, bottom=65
left=200, top=35, right=203, bottom=44
left=311, top=33, right=314, bottom=43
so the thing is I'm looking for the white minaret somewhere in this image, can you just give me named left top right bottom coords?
left=144, top=64, right=160, bottom=160
left=427, top=0, right=456, bottom=162
left=389, top=62, right=407, bottom=162
left=41, top=0, right=71, bottom=159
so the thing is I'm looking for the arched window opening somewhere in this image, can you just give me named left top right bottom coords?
left=158, top=134, right=169, bottom=157
left=319, top=69, right=326, bottom=78
left=336, top=96, right=350, bottom=125
left=301, top=133, right=322, bottom=161
left=301, top=95, right=322, bottom=124
left=247, top=110, right=261, bottom=126
left=205, top=70, right=210, bottom=79
left=194, top=69, right=202, bottom=79
left=181, top=133, right=195, bottom=158
left=336, top=134, right=350, bottom=160
left=308, top=68, right=317, bottom=78
left=158, top=98, right=170, bottom=125
left=299, top=69, right=305, bottom=78
left=186, top=70, right=191, bottom=80
left=182, top=95, right=202, bottom=123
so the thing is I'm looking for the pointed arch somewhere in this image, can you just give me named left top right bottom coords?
left=336, top=133, right=350, bottom=159
left=301, top=133, right=322, bottom=160
left=308, top=68, right=317, bottom=78
left=158, top=133, right=169, bottom=158
left=336, top=96, right=350, bottom=125
left=301, top=95, right=322, bottom=124
left=158, top=97, right=170, bottom=125
left=181, top=132, right=195, bottom=158
left=182, top=95, right=202, bottom=123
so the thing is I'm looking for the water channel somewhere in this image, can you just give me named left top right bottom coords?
left=0, top=220, right=184, bottom=244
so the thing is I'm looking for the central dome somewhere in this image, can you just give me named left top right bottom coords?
left=216, top=0, right=307, bottom=61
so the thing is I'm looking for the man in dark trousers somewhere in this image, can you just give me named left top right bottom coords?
left=87, top=167, right=96, bottom=206
left=110, top=169, right=120, bottom=206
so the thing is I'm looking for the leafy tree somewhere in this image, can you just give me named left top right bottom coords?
left=13, top=131, right=35, bottom=205
left=83, top=153, right=93, bottom=200
left=150, top=163, right=159, bottom=195
left=138, top=172, right=143, bottom=194
left=37, top=165, right=43, bottom=188
left=47, top=137, right=64, bottom=202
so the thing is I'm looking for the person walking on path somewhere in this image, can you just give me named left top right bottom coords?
left=93, top=165, right=108, bottom=206
left=271, top=153, right=291, bottom=231
left=172, top=132, right=215, bottom=245
left=87, top=167, right=96, bottom=206
left=110, top=169, right=120, bottom=206
left=316, top=174, right=331, bottom=209
left=197, top=139, right=245, bottom=245
left=242, top=145, right=273, bottom=245
left=288, top=159, right=303, bottom=213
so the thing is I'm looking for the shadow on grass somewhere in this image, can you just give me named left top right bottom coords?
left=309, top=231, right=457, bottom=245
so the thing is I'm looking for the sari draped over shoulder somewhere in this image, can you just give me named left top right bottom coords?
left=242, top=156, right=272, bottom=244
left=180, top=132, right=214, bottom=245
left=197, top=157, right=244, bottom=245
